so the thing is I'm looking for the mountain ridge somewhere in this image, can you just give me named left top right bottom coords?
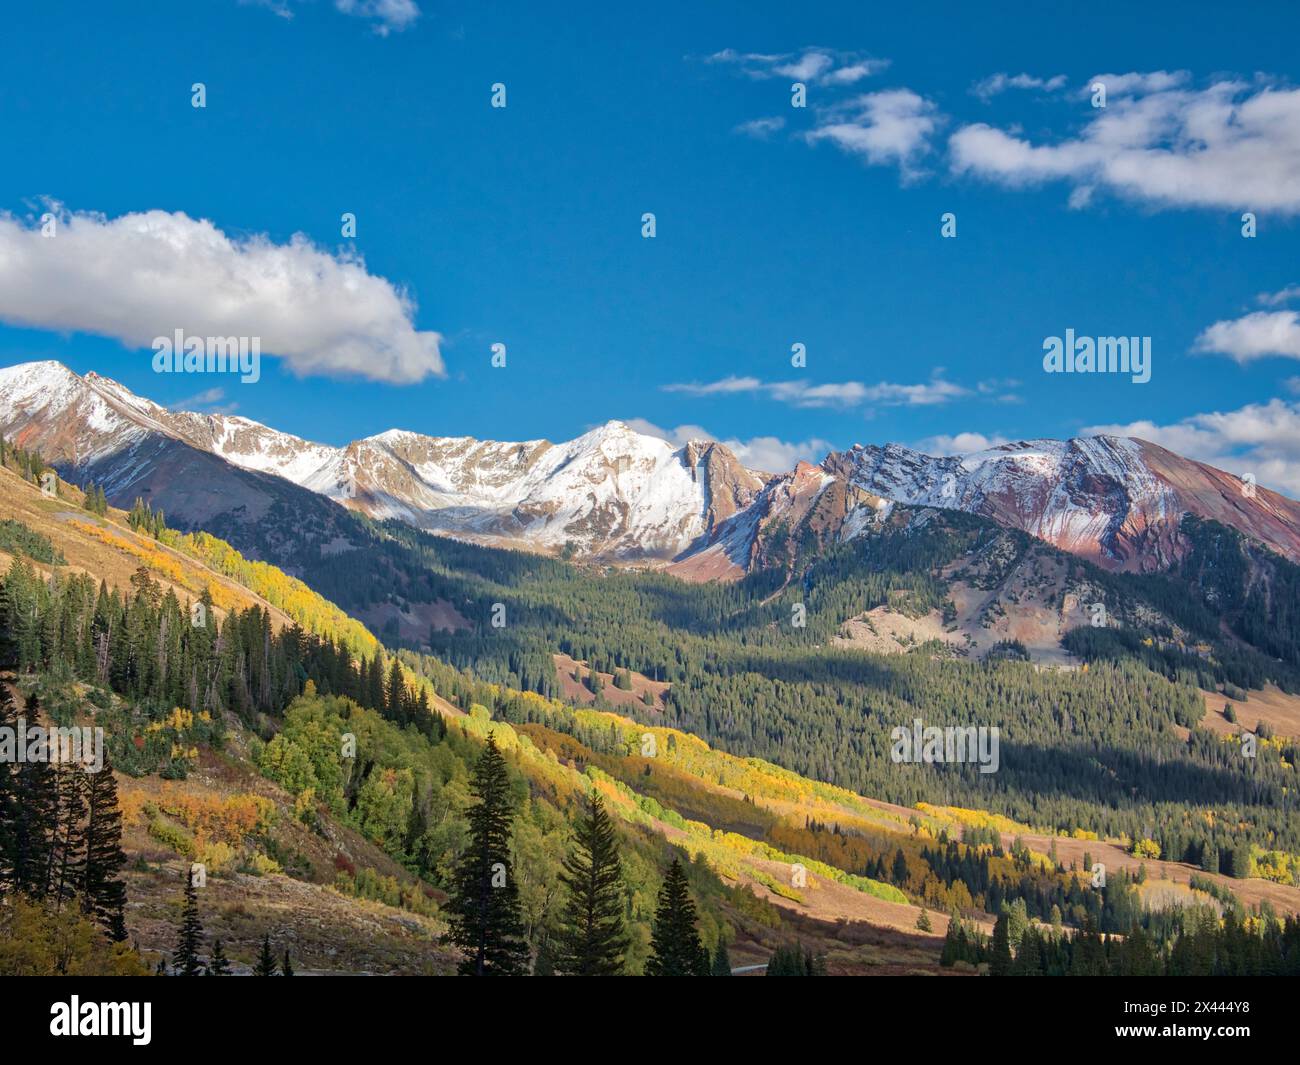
left=2, top=359, right=1298, bottom=575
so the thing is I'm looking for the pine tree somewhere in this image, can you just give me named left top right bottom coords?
left=940, top=913, right=966, bottom=967
left=81, top=754, right=128, bottom=940
left=386, top=660, right=406, bottom=724
left=533, top=936, right=556, bottom=976
left=646, top=857, right=705, bottom=976
left=173, top=869, right=204, bottom=976
left=253, top=935, right=278, bottom=976
left=446, top=732, right=529, bottom=976
left=282, top=949, right=294, bottom=976
left=1013, top=926, right=1042, bottom=975
left=555, top=792, right=628, bottom=975
left=990, top=911, right=1013, bottom=976
left=46, top=763, right=87, bottom=912
left=711, top=939, right=732, bottom=976
left=0, top=684, right=21, bottom=890
left=7, top=695, right=57, bottom=898
left=916, top=907, right=933, bottom=932
left=892, top=847, right=909, bottom=887
left=209, top=939, right=231, bottom=976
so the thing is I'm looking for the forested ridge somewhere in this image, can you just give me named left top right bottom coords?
left=3, top=438, right=1298, bottom=977
left=288, top=510, right=1300, bottom=870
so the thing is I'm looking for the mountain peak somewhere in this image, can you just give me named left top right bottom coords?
left=2, top=358, right=1298, bottom=573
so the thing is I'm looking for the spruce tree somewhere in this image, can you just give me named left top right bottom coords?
left=209, top=939, right=231, bottom=976
left=46, top=763, right=87, bottom=912
left=173, top=869, right=204, bottom=976
left=711, top=939, right=732, bottom=976
left=533, top=936, right=556, bottom=976
left=990, top=912, right=1013, bottom=976
left=646, top=857, right=706, bottom=976
left=282, top=949, right=294, bottom=976
left=555, top=792, right=628, bottom=976
left=446, top=732, right=529, bottom=976
left=385, top=661, right=406, bottom=725
left=254, top=935, right=278, bottom=976
left=1013, top=926, right=1042, bottom=975
left=81, top=754, right=128, bottom=940
left=0, top=684, right=21, bottom=890
left=8, top=695, right=57, bottom=898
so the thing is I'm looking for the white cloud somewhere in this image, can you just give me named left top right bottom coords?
left=704, top=47, right=889, bottom=85
left=663, top=376, right=766, bottom=397
left=915, top=431, right=1011, bottom=455
left=1084, top=398, right=1300, bottom=496
left=1257, top=284, right=1300, bottom=306
left=806, top=89, right=941, bottom=178
left=334, top=0, right=419, bottom=35
left=168, top=386, right=228, bottom=411
left=730, top=434, right=834, bottom=472
left=625, top=417, right=831, bottom=474
left=0, top=205, right=443, bottom=384
left=244, top=0, right=419, bottom=33
left=972, top=72, right=1067, bottom=100
left=1085, top=70, right=1191, bottom=96
left=663, top=373, right=969, bottom=408
left=950, top=78, right=1300, bottom=212
left=735, top=116, right=786, bottom=139
left=1194, top=310, right=1300, bottom=363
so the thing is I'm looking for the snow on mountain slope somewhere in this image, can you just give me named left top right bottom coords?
left=824, top=436, right=1300, bottom=571
left=0, top=362, right=765, bottom=561
left=2, top=360, right=1298, bottom=573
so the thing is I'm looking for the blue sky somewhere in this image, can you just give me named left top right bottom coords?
left=2, top=1, right=1299, bottom=490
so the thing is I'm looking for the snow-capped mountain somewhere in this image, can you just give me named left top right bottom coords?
left=0, top=361, right=765, bottom=560
left=823, top=436, right=1300, bottom=572
left=2, top=359, right=1298, bottom=574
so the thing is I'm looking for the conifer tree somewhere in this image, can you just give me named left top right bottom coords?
left=282, top=949, right=294, bottom=976
left=1013, top=926, right=1042, bottom=975
left=209, top=939, right=231, bottom=976
left=386, top=661, right=406, bottom=724
left=555, top=792, right=628, bottom=976
left=447, top=732, right=529, bottom=976
left=0, top=684, right=21, bottom=890
left=711, top=939, right=732, bottom=976
left=81, top=754, right=128, bottom=940
left=646, top=857, right=706, bottom=976
left=990, top=912, right=1013, bottom=976
left=254, top=934, right=278, bottom=976
left=46, top=763, right=87, bottom=912
left=533, top=936, right=556, bottom=976
left=7, top=695, right=57, bottom=898
left=173, top=869, right=204, bottom=976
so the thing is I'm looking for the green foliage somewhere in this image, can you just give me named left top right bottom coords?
left=0, top=519, right=65, bottom=565
left=172, top=870, right=204, bottom=976
left=766, top=941, right=826, bottom=976
left=646, top=857, right=708, bottom=976
left=446, top=734, right=530, bottom=975
left=555, top=793, right=628, bottom=976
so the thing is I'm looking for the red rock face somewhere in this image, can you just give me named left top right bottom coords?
left=1133, top=440, right=1300, bottom=567
left=826, top=435, right=1300, bottom=574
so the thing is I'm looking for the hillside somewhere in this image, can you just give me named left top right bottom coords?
left=4, top=432, right=1299, bottom=980
left=0, top=459, right=981, bottom=973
